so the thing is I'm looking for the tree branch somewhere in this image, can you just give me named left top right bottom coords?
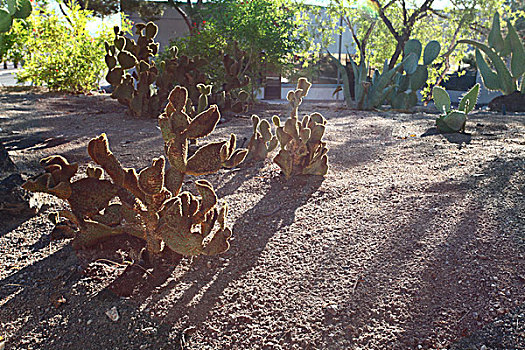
left=167, top=0, right=194, bottom=33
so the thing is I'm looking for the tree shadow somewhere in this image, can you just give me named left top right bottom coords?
left=325, top=156, right=524, bottom=348
left=144, top=174, right=325, bottom=327
left=0, top=244, right=184, bottom=349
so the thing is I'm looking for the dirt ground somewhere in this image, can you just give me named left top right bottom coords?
left=0, top=87, right=524, bottom=350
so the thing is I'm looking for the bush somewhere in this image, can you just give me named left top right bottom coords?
left=0, top=19, right=30, bottom=67
left=163, top=0, right=314, bottom=99
left=17, top=1, right=117, bottom=93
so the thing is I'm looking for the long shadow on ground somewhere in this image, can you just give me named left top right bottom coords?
left=326, top=156, right=524, bottom=349
left=142, top=174, right=324, bottom=328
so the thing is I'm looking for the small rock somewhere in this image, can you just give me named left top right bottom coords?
left=326, top=304, right=338, bottom=316
left=87, top=319, right=93, bottom=325
left=105, top=306, right=119, bottom=322
left=480, top=345, right=487, bottom=350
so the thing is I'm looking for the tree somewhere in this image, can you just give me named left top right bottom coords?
left=167, top=0, right=315, bottom=97
left=327, top=0, right=512, bottom=68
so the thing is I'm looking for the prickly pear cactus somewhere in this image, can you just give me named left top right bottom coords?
left=390, top=39, right=441, bottom=110
left=433, top=83, right=480, bottom=133
left=272, top=78, right=329, bottom=178
left=22, top=85, right=248, bottom=261
left=245, top=115, right=278, bottom=162
left=211, top=42, right=251, bottom=114
left=0, top=0, right=32, bottom=33
left=105, top=22, right=208, bottom=118
left=458, top=12, right=524, bottom=95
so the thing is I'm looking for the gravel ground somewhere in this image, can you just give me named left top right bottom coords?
left=0, top=88, right=524, bottom=349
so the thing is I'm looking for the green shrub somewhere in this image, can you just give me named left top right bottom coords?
left=17, top=1, right=118, bottom=93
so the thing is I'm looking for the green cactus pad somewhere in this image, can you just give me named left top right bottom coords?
left=423, top=41, right=441, bottom=65
left=458, top=83, right=480, bottom=114
left=432, top=86, right=451, bottom=114
left=404, top=39, right=422, bottom=61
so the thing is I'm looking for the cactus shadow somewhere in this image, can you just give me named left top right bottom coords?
left=323, top=156, right=524, bottom=347
left=150, top=174, right=325, bottom=327
left=0, top=245, right=184, bottom=349
left=421, top=127, right=472, bottom=148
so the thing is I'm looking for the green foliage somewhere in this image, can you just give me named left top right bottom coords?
left=459, top=12, right=525, bottom=95
left=166, top=0, right=315, bottom=99
left=0, top=0, right=32, bottom=33
left=0, top=18, right=28, bottom=65
left=17, top=1, right=114, bottom=93
left=433, top=84, right=480, bottom=133
left=272, top=78, right=329, bottom=178
left=22, top=85, right=248, bottom=259
left=324, top=0, right=509, bottom=101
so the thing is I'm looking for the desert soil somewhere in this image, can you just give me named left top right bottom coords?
left=0, top=87, right=524, bottom=350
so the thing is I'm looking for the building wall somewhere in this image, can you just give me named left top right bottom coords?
left=126, top=5, right=189, bottom=51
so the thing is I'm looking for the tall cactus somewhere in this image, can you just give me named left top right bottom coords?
left=105, top=22, right=208, bottom=118
left=0, top=0, right=31, bottom=33
left=22, top=86, right=248, bottom=261
left=272, top=78, right=329, bottom=178
left=389, top=39, right=441, bottom=110
left=458, top=12, right=525, bottom=95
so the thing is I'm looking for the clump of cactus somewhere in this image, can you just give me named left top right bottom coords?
left=245, top=115, right=278, bottom=162
left=22, top=85, right=247, bottom=260
left=209, top=42, right=251, bottom=114
left=389, top=39, right=441, bottom=110
left=458, top=12, right=524, bottom=95
left=0, top=0, right=32, bottom=33
left=432, top=83, right=480, bottom=133
left=271, top=78, right=329, bottom=178
left=105, top=22, right=208, bottom=118
left=329, top=51, right=416, bottom=110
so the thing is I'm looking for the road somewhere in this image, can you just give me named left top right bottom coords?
left=0, top=69, right=18, bottom=86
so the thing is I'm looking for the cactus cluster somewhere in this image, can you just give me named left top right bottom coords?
left=459, top=13, right=524, bottom=95
left=432, top=83, right=480, bottom=133
left=389, top=40, right=441, bottom=110
left=245, top=115, right=278, bottom=162
left=105, top=22, right=208, bottom=118
left=272, top=78, right=329, bottom=178
left=22, top=85, right=248, bottom=260
left=243, top=78, right=329, bottom=177
left=0, top=0, right=31, bottom=33
left=329, top=52, right=415, bottom=110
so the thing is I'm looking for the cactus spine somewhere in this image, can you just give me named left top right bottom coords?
left=22, top=86, right=248, bottom=260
